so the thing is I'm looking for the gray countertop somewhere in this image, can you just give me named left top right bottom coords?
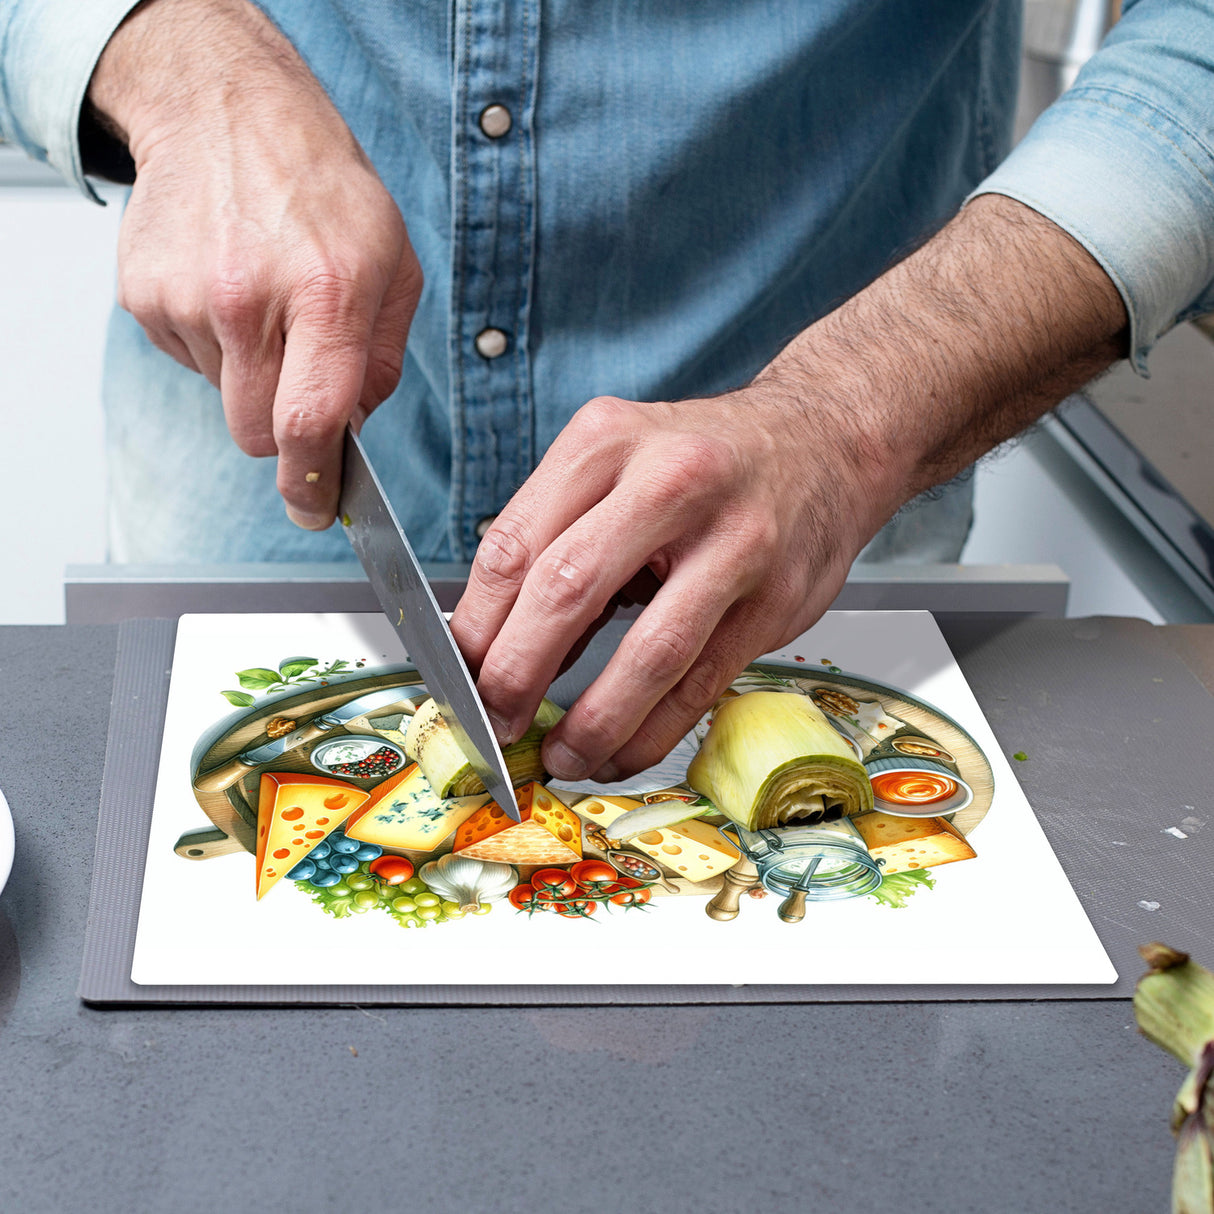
left=2, top=616, right=1211, bottom=1213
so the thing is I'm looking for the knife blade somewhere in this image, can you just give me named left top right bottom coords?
left=339, top=426, right=520, bottom=821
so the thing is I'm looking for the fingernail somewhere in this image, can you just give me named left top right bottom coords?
left=488, top=713, right=515, bottom=747
left=545, top=740, right=589, bottom=781
left=286, top=506, right=332, bottom=531
left=591, top=761, right=620, bottom=784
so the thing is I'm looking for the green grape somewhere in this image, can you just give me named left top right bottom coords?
left=348, top=900, right=370, bottom=913
left=353, top=890, right=380, bottom=910
left=328, top=883, right=352, bottom=898
left=472, top=902, right=492, bottom=916
left=414, top=891, right=440, bottom=909
left=345, top=874, right=374, bottom=892
left=440, top=900, right=464, bottom=920
left=390, top=896, right=417, bottom=914
left=415, top=904, right=441, bottom=921
left=399, top=877, right=427, bottom=896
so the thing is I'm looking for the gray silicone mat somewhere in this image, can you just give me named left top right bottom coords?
left=79, top=614, right=1214, bottom=1005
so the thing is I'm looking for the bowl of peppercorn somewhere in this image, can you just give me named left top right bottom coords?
left=309, top=735, right=406, bottom=780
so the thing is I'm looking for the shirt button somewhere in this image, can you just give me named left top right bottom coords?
left=475, top=515, right=498, bottom=538
left=475, top=327, right=509, bottom=359
left=478, top=104, right=513, bottom=139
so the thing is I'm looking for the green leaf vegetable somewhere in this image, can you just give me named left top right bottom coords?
left=235, top=667, right=283, bottom=690
left=219, top=657, right=364, bottom=704
left=865, top=868, right=935, bottom=908
left=278, top=657, right=319, bottom=678
left=301, top=880, right=357, bottom=919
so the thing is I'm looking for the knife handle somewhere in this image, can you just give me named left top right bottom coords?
left=193, top=720, right=333, bottom=793
left=778, top=888, right=808, bottom=923
left=173, top=827, right=247, bottom=859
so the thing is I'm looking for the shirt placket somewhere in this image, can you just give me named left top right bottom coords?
left=448, top=0, right=540, bottom=560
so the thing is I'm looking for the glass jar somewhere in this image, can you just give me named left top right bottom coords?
left=719, top=818, right=883, bottom=902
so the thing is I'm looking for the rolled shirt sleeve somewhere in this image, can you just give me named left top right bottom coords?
left=970, top=0, right=1214, bottom=373
left=0, top=0, right=143, bottom=200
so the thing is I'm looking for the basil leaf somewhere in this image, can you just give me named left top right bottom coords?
left=235, top=667, right=282, bottom=689
left=279, top=657, right=318, bottom=678
left=221, top=690, right=256, bottom=707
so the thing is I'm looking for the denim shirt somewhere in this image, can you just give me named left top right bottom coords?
left=2, top=0, right=1212, bottom=563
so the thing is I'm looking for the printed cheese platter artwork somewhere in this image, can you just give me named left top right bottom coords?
left=130, top=612, right=1117, bottom=988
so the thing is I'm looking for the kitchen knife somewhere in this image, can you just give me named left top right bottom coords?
left=194, top=684, right=412, bottom=793
left=338, top=426, right=520, bottom=821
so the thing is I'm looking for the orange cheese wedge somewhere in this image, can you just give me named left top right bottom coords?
left=453, top=782, right=583, bottom=865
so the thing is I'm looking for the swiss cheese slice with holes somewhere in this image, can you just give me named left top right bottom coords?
left=851, top=811, right=975, bottom=875
left=453, top=782, right=583, bottom=864
left=255, top=773, right=370, bottom=899
left=628, top=819, right=741, bottom=883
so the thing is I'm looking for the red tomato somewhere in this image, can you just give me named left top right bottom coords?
left=534, top=890, right=567, bottom=912
left=554, top=898, right=597, bottom=918
left=531, top=868, right=578, bottom=898
left=570, top=860, right=618, bottom=892
left=508, top=884, right=540, bottom=912
left=368, top=855, right=415, bottom=885
left=609, top=883, right=652, bottom=908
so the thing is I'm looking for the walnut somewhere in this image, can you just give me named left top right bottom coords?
left=811, top=687, right=859, bottom=717
left=265, top=716, right=296, bottom=740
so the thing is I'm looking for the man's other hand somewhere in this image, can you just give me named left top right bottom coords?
left=89, top=0, right=422, bottom=529
left=451, top=195, right=1127, bottom=783
left=450, top=384, right=888, bottom=784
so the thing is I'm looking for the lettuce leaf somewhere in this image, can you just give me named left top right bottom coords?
left=866, top=868, right=935, bottom=908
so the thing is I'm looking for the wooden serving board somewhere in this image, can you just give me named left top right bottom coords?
left=185, top=671, right=426, bottom=858
left=180, top=661, right=992, bottom=874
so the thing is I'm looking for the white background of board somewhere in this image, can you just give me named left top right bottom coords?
left=131, top=611, right=1116, bottom=987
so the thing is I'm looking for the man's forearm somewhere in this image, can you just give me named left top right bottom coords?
left=84, top=0, right=419, bottom=529
left=758, top=193, right=1129, bottom=526
left=88, top=0, right=320, bottom=158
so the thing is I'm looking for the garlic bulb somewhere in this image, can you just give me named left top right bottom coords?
left=419, top=854, right=518, bottom=913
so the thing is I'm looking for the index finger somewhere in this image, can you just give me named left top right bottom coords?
left=272, top=313, right=373, bottom=529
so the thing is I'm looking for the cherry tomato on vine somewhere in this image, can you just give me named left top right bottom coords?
left=609, top=880, right=652, bottom=908
left=554, top=898, right=597, bottom=918
left=534, top=890, right=567, bottom=912
left=508, top=884, right=541, bottom=912
left=570, top=859, right=618, bottom=891
left=531, top=868, right=578, bottom=898
left=368, top=855, right=415, bottom=885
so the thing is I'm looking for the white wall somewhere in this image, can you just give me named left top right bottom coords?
left=0, top=186, right=122, bottom=624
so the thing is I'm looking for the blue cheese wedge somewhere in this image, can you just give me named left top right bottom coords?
left=345, top=763, right=489, bottom=853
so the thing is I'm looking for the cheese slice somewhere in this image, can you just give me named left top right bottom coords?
left=344, top=763, right=489, bottom=852
left=852, top=811, right=976, bottom=874
left=568, top=794, right=644, bottom=830
left=255, top=773, right=370, bottom=899
left=628, top=818, right=741, bottom=883
left=453, top=783, right=583, bottom=864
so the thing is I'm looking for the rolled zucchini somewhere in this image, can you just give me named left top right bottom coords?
left=686, top=690, right=873, bottom=830
left=404, top=696, right=564, bottom=798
